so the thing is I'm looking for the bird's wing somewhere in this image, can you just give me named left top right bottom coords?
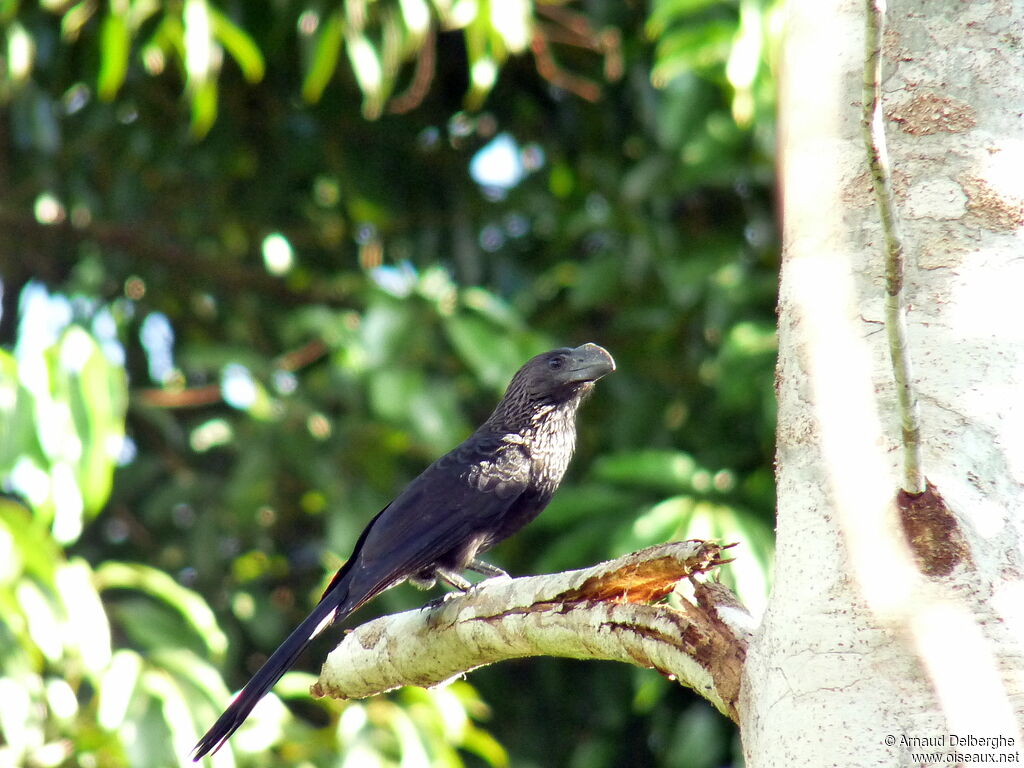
left=344, top=434, right=531, bottom=595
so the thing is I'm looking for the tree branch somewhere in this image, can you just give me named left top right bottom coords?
left=134, top=339, right=328, bottom=408
left=861, top=0, right=925, bottom=494
left=312, top=541, right=747, bottom=722
left=0, top=210, right=356, bottom=308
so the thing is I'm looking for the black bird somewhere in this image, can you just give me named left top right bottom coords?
left=193, top=343, right=615, bottom=759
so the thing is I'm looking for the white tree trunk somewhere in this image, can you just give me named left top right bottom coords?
left=743, top=0, right=1024, bottom=765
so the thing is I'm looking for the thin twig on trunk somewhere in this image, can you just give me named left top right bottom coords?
left=861, top=0, right=925, bottom=495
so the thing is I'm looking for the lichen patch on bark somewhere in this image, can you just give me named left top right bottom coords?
left=886, top=93, right=976, bottom=135
left=961, top=175, right=1024, bottom=232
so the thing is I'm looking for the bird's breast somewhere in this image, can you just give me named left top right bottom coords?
left=522, top=423, right=576, bottom=491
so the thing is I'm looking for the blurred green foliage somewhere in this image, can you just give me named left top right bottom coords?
left=0, top=0, right=780, bottom=766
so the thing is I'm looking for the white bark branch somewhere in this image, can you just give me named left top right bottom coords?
left=312, top=541, right=747, bottom=722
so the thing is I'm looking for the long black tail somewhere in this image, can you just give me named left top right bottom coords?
left=192, top=582, right=351, bottom=760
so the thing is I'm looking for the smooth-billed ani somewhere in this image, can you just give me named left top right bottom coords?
left=193, top=342, right=615, bottom=759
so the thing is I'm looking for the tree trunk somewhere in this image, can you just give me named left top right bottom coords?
left=743, top=0, right=1024, bottom=765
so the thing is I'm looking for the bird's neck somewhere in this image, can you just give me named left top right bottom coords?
left=522, top=399, right=579, bottom=440
left=483, top=387, right=585, bottom=436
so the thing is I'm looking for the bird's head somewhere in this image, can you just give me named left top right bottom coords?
left=503, top=342, right=615, bottom=410
left=523, top=343, right=615, bottom=399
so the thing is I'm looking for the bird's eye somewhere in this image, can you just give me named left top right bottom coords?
left=547, top=357, right=564, bottom=370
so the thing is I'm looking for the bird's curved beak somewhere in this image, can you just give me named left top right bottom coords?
left=565, top=343, right=616, bottom=383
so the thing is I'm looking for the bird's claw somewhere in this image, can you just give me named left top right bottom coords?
left=421, top=590, right=462, bottom=612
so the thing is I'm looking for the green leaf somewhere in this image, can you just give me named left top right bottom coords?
left=397, top=0, right=430, bottom=49
left=591, top=450, right=705, bottom=494
left=444, top=314, right=521, bottom=391
left=531, top=483, right=644, bottom=529
left=568, top=254, right=624, bottom=309
left=16, top=579, right=62, bottom=662
left=110, top=597, right=198, bottom=655
left=147, top=12, right=185, bottom=61
left=56, top=559, right=112, bottom=674
left=368, top=366, right=424, bottom=423
left=94, top=562, right=227, bottom=660
left=150, top=647, right=228, bottom=702
left=459, top=287, right=526, bottom=330
left=621, top=155, right=673, bottom=205
left=368, top=366, right=468, bottom=448
left=98, top=11, right=131, bottom=100
left=302, top=9, right=344, bottom=103
left=97, top=649, right=143, bottom=730
left=209, top=5, right=264, bottom=83
left=188, top=77, right=218, bottom=138
left=488, top=0, right=530, bottom=54
left=379, top=7, right=405, bottom=81
left=273, top=670, right=318, bottom=699
left=616, top=496, right=773, bottom=611
left=0, top=499, right=59, bottom=586
left=652, top=20, right=736, bottom=84
left=345, top=30, right=384, bottom=119
left=620, top=495, right=695, bottom=548
left=60, top=326, right=128, bottom=517
left=647, top=0, right=726, bottom=38
left=387, top=703, right=431, bottom=765
left=0, top=675, right=40, bottom=755
left=0, top=520, right=17, bottom=589
left=533, top=516, right=622, bottom=574
left=406, top=379, right=469, bottom=449
left=463, top=12, right=496, bottom=111
left=0, top=350, right=38, bottom=475
left=60, top=1, right=97, bottom=41
left=462, top=723, right=510, bottom=767
left=0, top=0, right=20, bottom=24
left=140, top=665, right=198, bottom=760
